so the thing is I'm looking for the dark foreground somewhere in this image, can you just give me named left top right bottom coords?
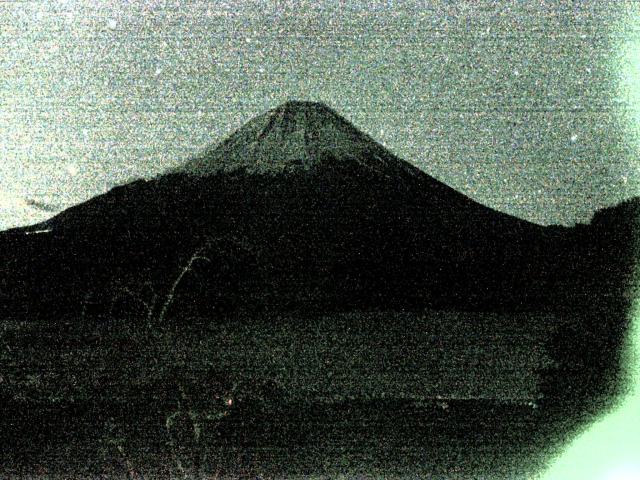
left=1, top=396, right=601, bottom=479
left=0, top=303, right=628, bottom=479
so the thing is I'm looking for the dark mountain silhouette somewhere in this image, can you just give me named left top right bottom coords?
left=0, top=101, right=635, bottom=345
left=1, top=101, right=568, bottom=314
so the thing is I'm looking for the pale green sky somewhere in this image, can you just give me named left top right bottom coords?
left=1, top=0, right=639, bottom=229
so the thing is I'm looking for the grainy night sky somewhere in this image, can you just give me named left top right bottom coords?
left=1, top=0, right=639, bottom=230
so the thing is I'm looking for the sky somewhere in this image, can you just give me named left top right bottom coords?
left=1, top=0, right=639, bottom=229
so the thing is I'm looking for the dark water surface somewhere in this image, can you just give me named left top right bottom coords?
left=1, top=397, right=595, bottom=479
left=0, top=307, right=620, bottom=478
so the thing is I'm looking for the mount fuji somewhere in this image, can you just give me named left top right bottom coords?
left=1, top=101, right=572, bottom=315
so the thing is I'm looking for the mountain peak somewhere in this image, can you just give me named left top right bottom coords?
left=178, top=101, right=413, bottom=177
left=272, top=100, right=335, bottom=115
left=267, top=100, right=355, bottom=126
